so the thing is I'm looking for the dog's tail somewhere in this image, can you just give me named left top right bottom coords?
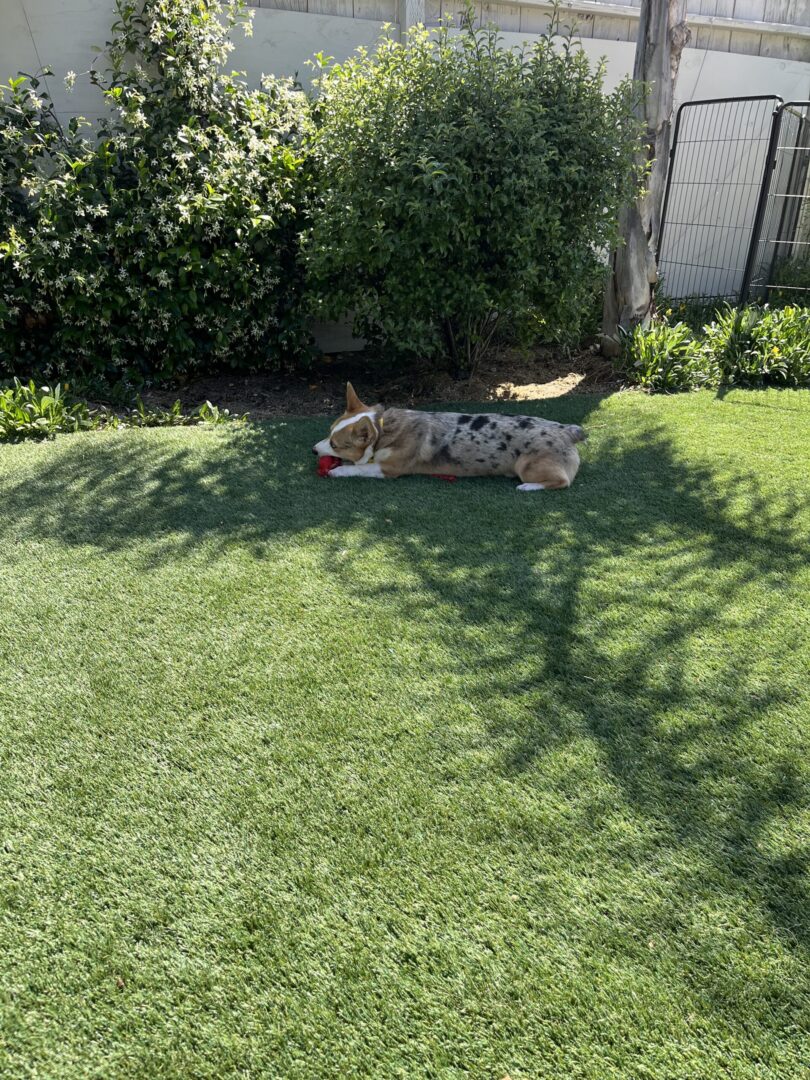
left=565, top=424, right=587, bottom=444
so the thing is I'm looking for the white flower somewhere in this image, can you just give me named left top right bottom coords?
left=65, top=71, right=77, bottom=91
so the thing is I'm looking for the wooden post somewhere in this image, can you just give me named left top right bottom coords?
left=601, top=0, right=690, bottom=357
left=398, top=0, right=426, bottom=35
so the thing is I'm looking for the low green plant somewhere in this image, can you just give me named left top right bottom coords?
left=121, top=397, right=238, bottom=428
left=619, top=319, right=716, bottom=392
left=0, top=378, right=240, bottom=441
left=705, top=304, right=810, bottom=387
left=0, top=379, right=96, bottom=439
left=620, top=303, right=810, bottom=391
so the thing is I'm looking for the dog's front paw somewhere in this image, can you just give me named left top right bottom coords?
left=329, top=465, right=353, bottom=477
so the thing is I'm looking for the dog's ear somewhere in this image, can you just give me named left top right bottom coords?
left=346, top=382, right=366, bottom=413
left=352, top=416, right=376, bottom=445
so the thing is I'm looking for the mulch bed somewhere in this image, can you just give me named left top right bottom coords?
left=142, top=343, right=625, bottom=418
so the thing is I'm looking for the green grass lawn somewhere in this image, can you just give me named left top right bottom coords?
left=1, top=389, right=808, bottom=1079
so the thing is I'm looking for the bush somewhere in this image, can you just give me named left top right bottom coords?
left=619, top=304, right=810, bottom=391
left=0, top=0, right=310, bottom=383
left=304, top=17, right=643, bottom=371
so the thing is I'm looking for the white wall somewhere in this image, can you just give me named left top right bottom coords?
left=0, top=1, right=391, bottom=125
left=1, top=0, right=113, bottom=125
left=4, top=1, right=808, bottom=124
left=231, top=9, right=391, bottom=87
left=674, top=43, right=810, bottom=104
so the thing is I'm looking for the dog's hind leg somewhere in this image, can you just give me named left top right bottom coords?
left=515, top=451, right=578, bottom=492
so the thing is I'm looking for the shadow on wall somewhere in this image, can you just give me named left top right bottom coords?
left=2, top=394, right=808, bottom=961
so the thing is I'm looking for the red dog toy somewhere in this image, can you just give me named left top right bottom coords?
left=317, top=454, right=457, bottom=481
left=317, top=454, right=342, bottom=477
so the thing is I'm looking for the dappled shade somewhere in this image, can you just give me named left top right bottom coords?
left=0, top=390, right=807, bottom=1076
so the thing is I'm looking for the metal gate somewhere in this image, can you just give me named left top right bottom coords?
left=658, top=97, right=810, bottom=305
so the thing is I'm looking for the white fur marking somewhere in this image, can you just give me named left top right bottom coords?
left=517, top=483, right=545, bottom=492
left=330, top=411, right=378, bottom=436
left=329, top=464, right=385, bottom=479
left=314, top=438, right=333, bottom=456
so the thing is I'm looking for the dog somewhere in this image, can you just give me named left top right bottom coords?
left=314, top=384, right=585, bottom=492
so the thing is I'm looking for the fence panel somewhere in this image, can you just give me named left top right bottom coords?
left=658, top=96, right=782, bottom=301
left=743, top=101, right=810, bottom=301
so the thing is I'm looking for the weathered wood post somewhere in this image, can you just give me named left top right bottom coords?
left=398, top=0, right=426, bottom=35
left=601, top=0, right=690, bottom=357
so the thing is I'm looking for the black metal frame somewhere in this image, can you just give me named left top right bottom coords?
left=658, top=97, right=810, bottom=306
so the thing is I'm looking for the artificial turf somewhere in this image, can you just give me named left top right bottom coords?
left=0, top=389, right=808, bottom=1079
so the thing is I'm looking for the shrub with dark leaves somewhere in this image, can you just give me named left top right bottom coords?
left=305, top=17, right=643, bottom=371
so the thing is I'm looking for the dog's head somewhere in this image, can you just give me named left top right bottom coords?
left=313, top=383, right=383, bottom=464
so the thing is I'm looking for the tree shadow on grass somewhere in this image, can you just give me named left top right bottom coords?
left=1, top=398, right=808, bottom=963
left=324, top=418, right=809, bottom=959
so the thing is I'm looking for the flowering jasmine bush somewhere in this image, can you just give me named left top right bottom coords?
left=0, top=0, right=310, bottom=382
left=305, top=20, right=643, bottom=371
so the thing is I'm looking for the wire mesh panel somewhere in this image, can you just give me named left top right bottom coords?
left=743, top=102, right=810, bottom=304
left=658, top=97, right=782, bottom=302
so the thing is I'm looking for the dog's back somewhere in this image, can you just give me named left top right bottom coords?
left=375, top=409, right=583, bottom=484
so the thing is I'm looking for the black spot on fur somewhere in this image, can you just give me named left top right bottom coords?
left=434, top=444, right=458, bottom=467
left=476, top=457, right=485, bottom=463
left=457, top=414, right=472, bottom=425
left=518, top=418, right=532, bottom=429
left=498, top=441, right=507, bottom=451
left=470, top=415, right=488, bottom=432
left=489, top=420, right=497, bottom=429
left=504, top=433, right=513, bottom=443
left=546, top=438, right=554, bottom=447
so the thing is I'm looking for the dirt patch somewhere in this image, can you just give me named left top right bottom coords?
left=142, top=343, right=624, bottom=419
